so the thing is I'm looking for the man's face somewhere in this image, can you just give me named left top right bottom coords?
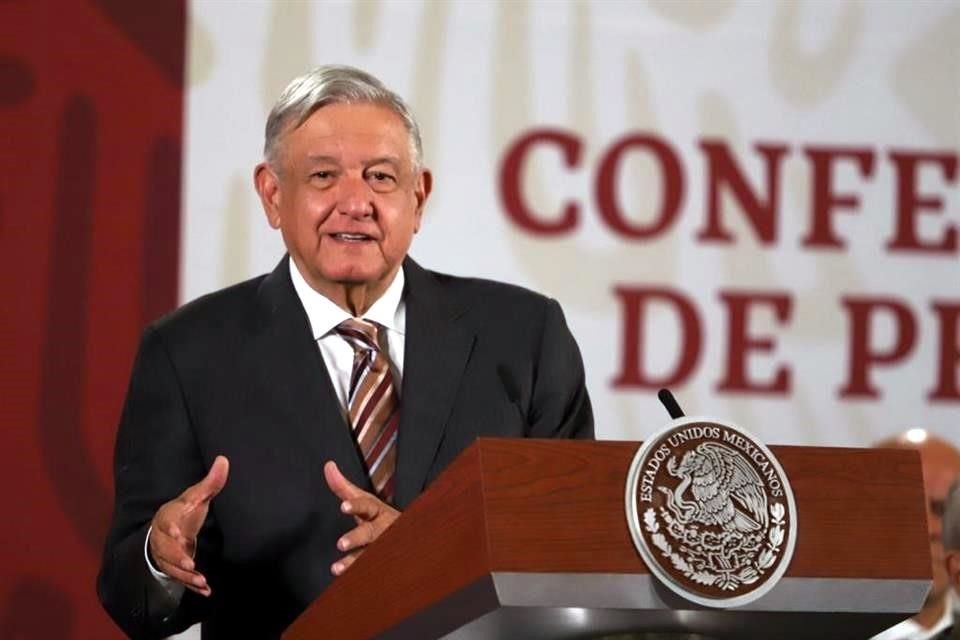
left=921, top=451, right=956, bottom=596
left=923, top=448, right=959, bottom=601
left=256, top=102, right=430, bottom=302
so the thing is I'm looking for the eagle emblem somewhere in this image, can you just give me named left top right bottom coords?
left=662, top=442, right=767, bottom=534
left=625, top=418, right=797, bottom=607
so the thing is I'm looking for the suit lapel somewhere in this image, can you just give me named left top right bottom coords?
left=254, top=257, right=371, bottom=493
left=395, top=258, right=475, bottom=508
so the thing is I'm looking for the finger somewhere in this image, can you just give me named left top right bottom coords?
left=152, top=500, right=189, bottom=539
left=153, top=517, right=186, bottom=546
left=338, top=504, right=401, bottom=553
left=156, top=521, right=191, bottom=551
left=331, top=550, right=362, bottom=576
left=184, top=582, right=213, bottom=597
left=183, top=455, right=230, bottom=505
left=337, top=521, right=377, bottom=553
left=323, top=461, right=365, bottom=502
left=155, top=557, right=209, bottom=593
left=341, top=493, right=392, bottom=521
left=166, top=569, right=213, bottom=598
left=152, top=517, right=199, bottom=561
left=159, top=498, right=208, bottom=544
left=153, top=543, right=196, bottom=573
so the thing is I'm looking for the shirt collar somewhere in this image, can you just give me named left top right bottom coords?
left=871, top=591, right=957, bottom=640
left=288, top=257, right=406, bottom=340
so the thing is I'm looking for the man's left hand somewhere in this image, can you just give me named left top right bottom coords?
left=323, top=461, right=400, bottom=576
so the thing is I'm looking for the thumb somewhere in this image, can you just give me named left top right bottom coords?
left=186, top=455, right=229, bottom=505
left=324, top=461, right=363, bottom=502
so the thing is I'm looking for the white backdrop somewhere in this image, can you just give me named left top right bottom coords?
left=181, top=0, right=960, bottom=447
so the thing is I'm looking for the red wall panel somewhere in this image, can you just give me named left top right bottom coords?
left=0, top=1, right=184, bottom=636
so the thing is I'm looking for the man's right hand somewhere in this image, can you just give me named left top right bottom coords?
left=148, top=455, right=229, bottom=597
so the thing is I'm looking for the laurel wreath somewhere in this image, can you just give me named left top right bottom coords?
left=644, top=501, right=786, bottom=591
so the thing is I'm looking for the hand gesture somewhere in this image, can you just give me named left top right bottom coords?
left=148, top=455, right=229, bottom=596
left=324, top=461, right=399, bottom=576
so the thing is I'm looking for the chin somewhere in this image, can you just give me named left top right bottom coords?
left=321, top=265, right=386, bottom=286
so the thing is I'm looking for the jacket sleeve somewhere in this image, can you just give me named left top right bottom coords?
left=526, top=298, right=595, bottom=440
left=97, top=326, right=220, bottom=639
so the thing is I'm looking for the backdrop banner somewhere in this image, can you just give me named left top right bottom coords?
left=1, top=2, right=956, bottom=638
left=184, top=0, right=960, bottom=446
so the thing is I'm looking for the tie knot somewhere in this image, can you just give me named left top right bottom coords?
left=336, top=318, right=381, bottom=352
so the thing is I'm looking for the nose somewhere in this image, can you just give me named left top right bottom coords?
left=337, top=174, right=374, bottom=219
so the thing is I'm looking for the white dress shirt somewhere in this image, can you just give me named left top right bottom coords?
left=870, top=592, right=956, bottom=640
left=288, top=257, right=406, bottom=408
left=145, top=260, right=407, bottom=599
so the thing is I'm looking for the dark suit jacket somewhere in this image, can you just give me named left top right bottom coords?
left=97, top=256, right=593, bottom=639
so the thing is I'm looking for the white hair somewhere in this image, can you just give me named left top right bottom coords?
left=263, top=65, right=423, bottom=170
left=944, top=477, right=960, bottom=551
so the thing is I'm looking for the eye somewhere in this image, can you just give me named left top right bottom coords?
left=311, top=170, right=334, bottom=180
left=369, top=171, right=395, bottom=183
left=367, top=170, right=398, bottom=192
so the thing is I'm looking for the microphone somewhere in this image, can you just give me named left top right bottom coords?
left=657, top=388, right=685, bottom=419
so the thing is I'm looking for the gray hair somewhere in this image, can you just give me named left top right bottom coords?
left=944, top=477, right=960, bottom=552
left=263, top=65, right=423, bottom=171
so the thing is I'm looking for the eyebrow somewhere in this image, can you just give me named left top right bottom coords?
left=303, top=154, right=403, bottom=168
left=364, top=156, right=402, bottom=168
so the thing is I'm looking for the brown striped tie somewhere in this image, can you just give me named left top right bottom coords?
left=336, top=319, right=399, bottom=503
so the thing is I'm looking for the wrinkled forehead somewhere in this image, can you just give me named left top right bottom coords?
left=282, top=103, right=415, bottom=165
left=924, top=464, right=960, bottom=499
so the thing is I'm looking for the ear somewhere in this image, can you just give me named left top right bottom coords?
left=412, top=169, right=432, bottom=234
left=947, top=550, right=960, bottom=586
left=254, top=162, right=283, bottom=229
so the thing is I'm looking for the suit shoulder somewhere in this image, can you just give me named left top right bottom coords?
left=148, top=274, right=269, bottom=346
left=424, top=269, right=556, bottom=310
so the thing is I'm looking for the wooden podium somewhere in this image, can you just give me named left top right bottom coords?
left=284, top=439, right=930, bottom=639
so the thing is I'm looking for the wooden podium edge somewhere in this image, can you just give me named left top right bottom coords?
left=284, top=443, right=497, bottom=639
left=284, top=438, right=931, bottom=639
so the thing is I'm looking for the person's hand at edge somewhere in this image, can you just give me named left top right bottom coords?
left=324, top=461, right=399, bottom=576
left=148, top=455, right=229, bottom=596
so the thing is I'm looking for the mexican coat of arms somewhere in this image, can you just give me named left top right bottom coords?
left=625, top=417, right=798, bottom=607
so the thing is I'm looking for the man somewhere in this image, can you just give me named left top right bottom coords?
left=933, top=477, right=960, bottom=639
left=97, top=65, right=593, bottom=639
left=872, top=431, right=960, bottom=640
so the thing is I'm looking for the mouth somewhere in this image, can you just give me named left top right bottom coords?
left=330, top=232, right=375, bottom=243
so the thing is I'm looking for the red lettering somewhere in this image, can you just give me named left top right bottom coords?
left=499, top=129, right=582, bottom=235
left=716, top=291, right=792, bottom=394
left=595, top=134, right=684, bottom=239
left=929, top=301, right=960, bottom=401
left=839, top=297, right=917, bottom=398
left=612, top=286, right=701, bottom=388
left=697, top=140, right=789, bottom=245
left=886, top=151, right=958, bottom=254
left=801, top=146, right=875, bottom=249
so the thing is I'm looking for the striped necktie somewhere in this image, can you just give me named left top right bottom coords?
left=335, top=318, right=399, bottom=503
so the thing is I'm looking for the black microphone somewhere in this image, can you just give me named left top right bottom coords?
left=657, top=388, right=685, bottom=419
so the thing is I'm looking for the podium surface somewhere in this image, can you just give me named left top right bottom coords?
left=285, top=439, right=929, bottom=639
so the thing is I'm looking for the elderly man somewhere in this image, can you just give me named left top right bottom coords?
left=97, top=65, right=593, bottom=639
left=932, top=477, right=960, bottom=639
left=873, top=432, right=960, bottom=640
